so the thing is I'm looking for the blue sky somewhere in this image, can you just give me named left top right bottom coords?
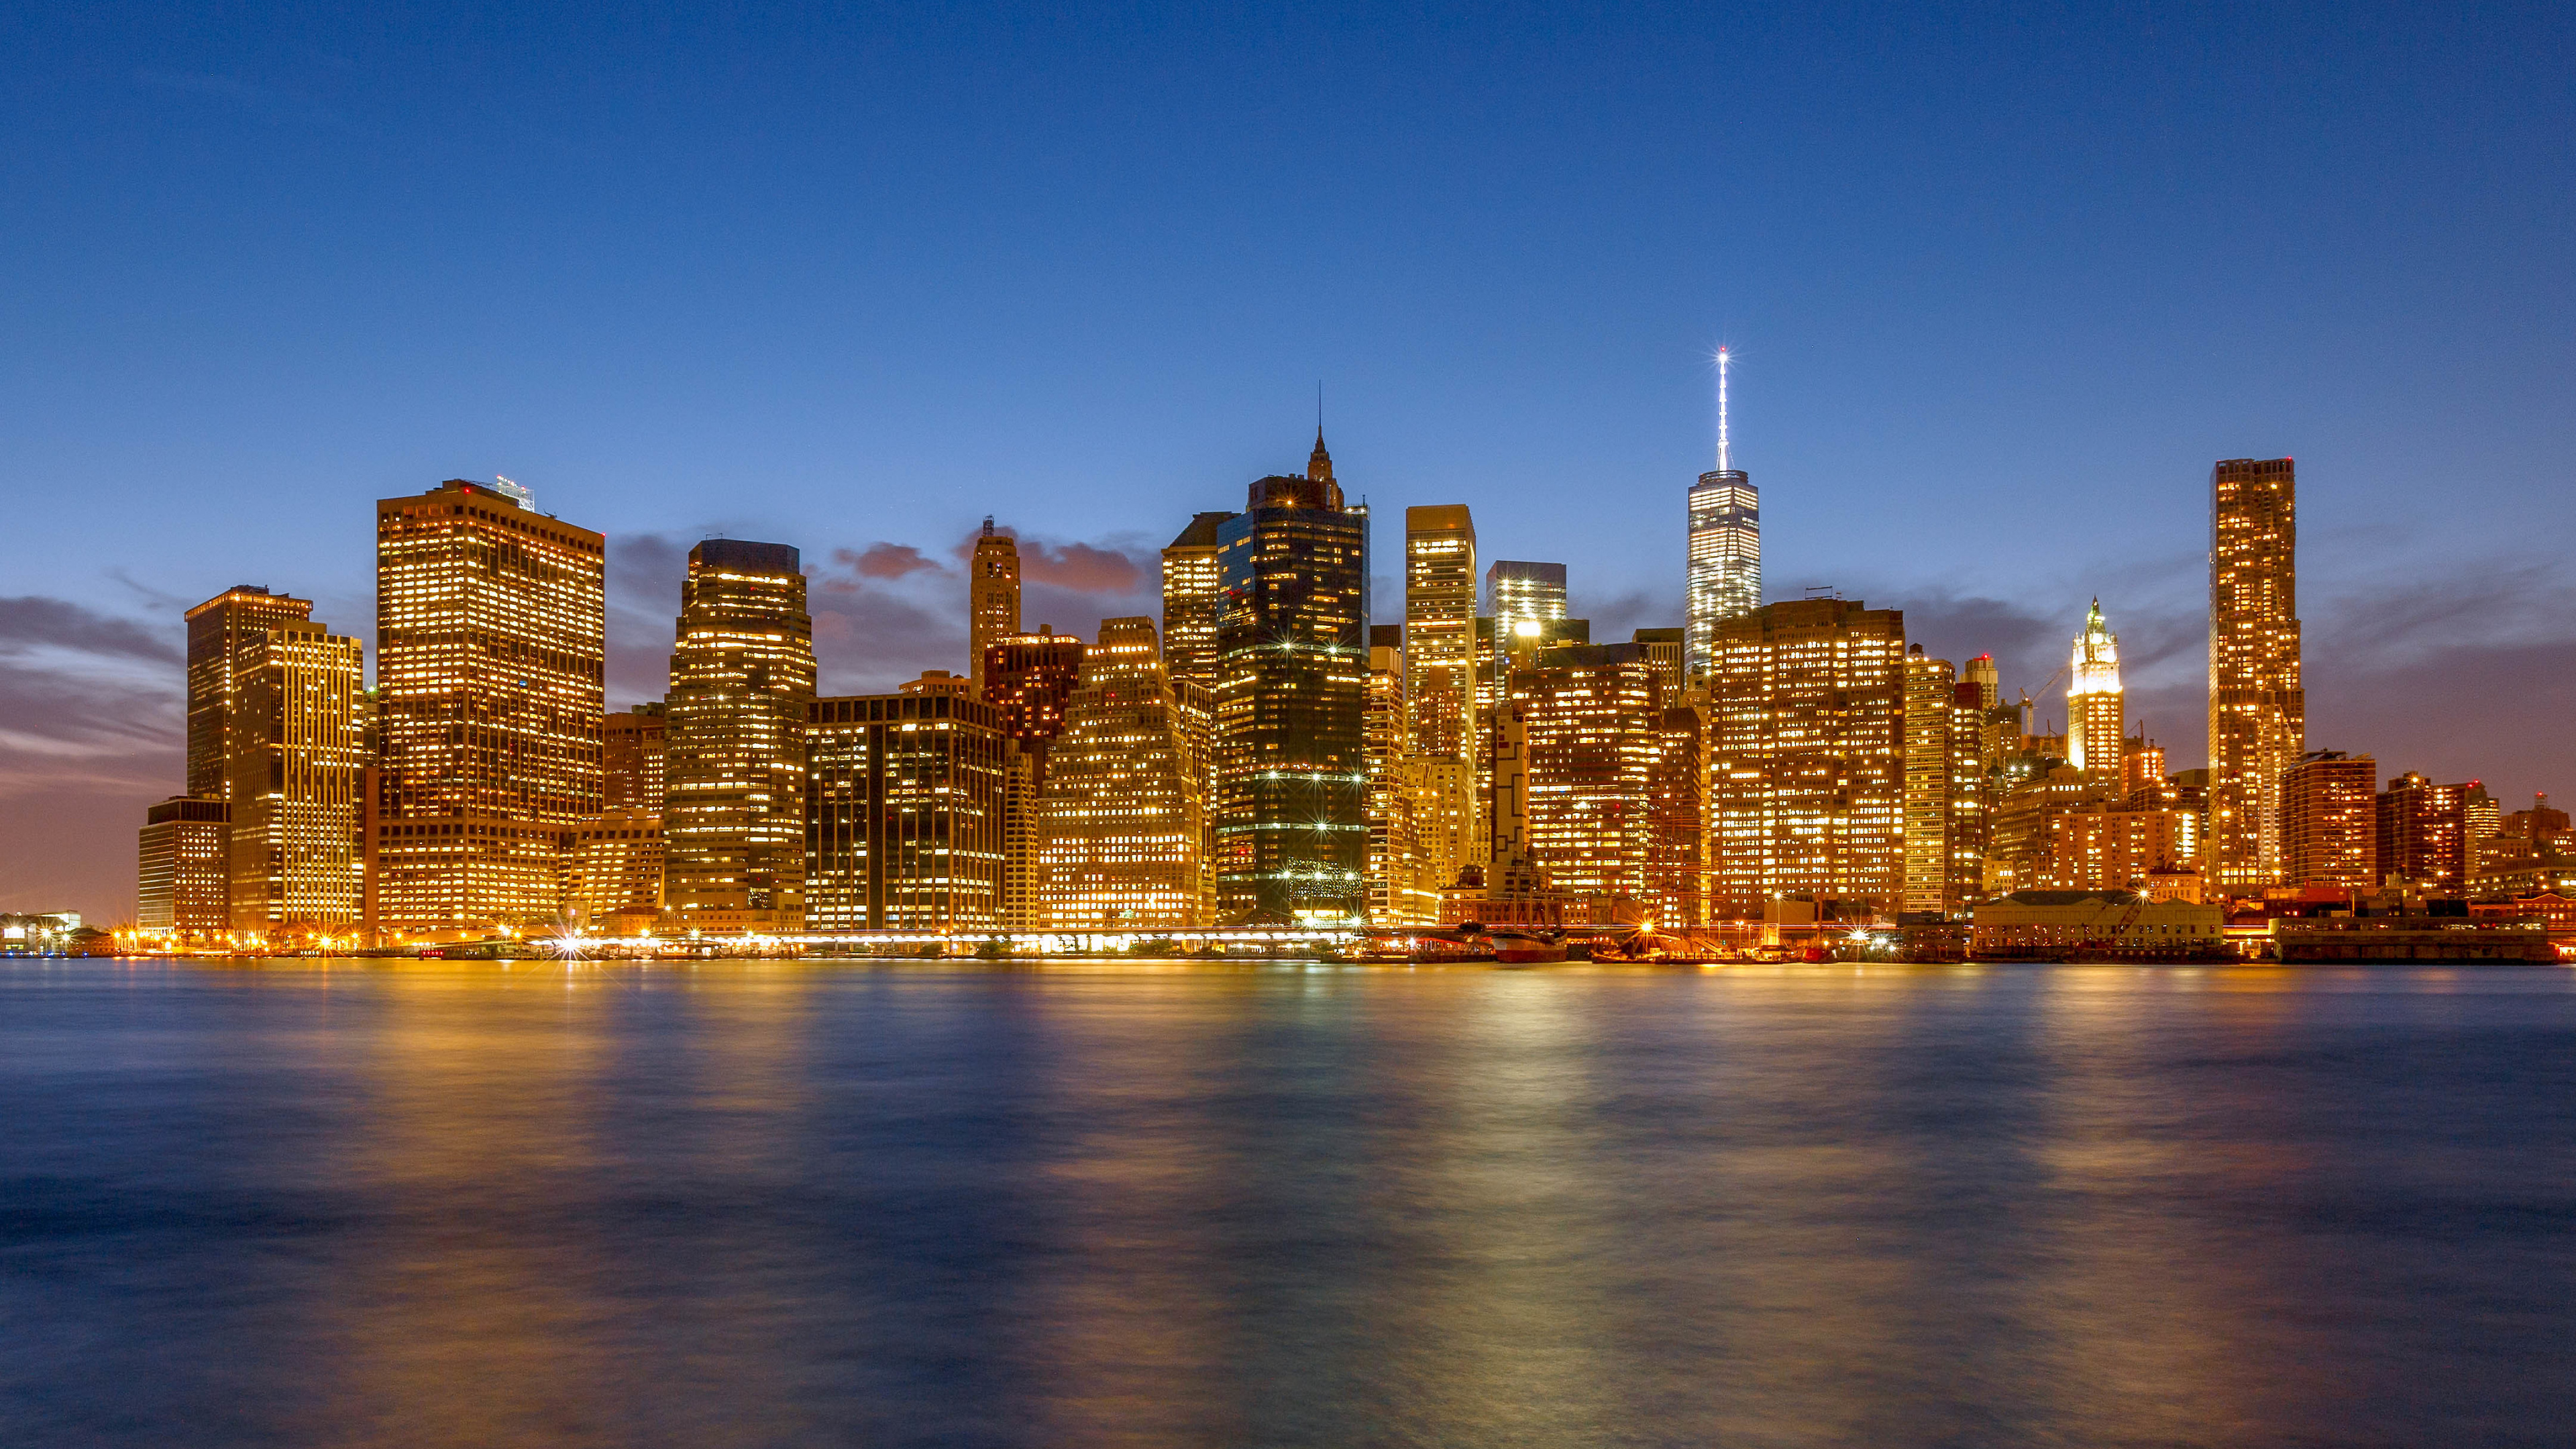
left=5, top=3, right=2571, bottom=918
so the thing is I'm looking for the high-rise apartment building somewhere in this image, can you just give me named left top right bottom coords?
left=1707, top=598, right=1906, bottom=918
left=2282, top=750, right=2376, bottom=891
left=2210, top=458, right=2304, bottom=892
left=1902, top=647, right=1963, bottom=918
left=2067, top=600, right=2124, bottom=782
left=2377, top=771, right=2476, bottom=894
left=1405, top=504, right=1479, bottom=769
left=185, top=586, right=314, bottom=802
left=225, top=619, right=366, bottom=936
left=1213, top=435, right=1370, bottom=924
left=1685, top=349, right=1760, bottom=680
left=1485, top=560, right=1566, bottom=635
left=968, top=519, right=1021, bottom=692
left=1036, top=617, right=1208, bottom=930
left=663, top=540, right=815, bottom=934
left=604, top=703, right=667, bottom=811
left=138, top=796, right=230, bottom=937
left=804, top=676, right=1008, bottom=930
left=372, top=478, right=606, bottom=938
left=1520, top=643, right=1659, bottom=903
left=1159, top=511, right=1234, bottom=694
left=2039, top=804, right=2200, bottom=891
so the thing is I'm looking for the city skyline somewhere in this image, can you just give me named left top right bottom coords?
left=7, top=5, right=2573, bottom=922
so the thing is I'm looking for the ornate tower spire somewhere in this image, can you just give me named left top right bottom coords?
left=1308, top=427, right=1334, bottom=486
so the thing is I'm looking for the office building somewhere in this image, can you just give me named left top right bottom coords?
left=1159, top=511, right=1234, bottom=694
left=804, top=675, right=1008, bottom=931
left=1631, top=627, right=1686, bottom=704
left=1364, top=627, right=1434, bottom=924
left=1902, top=647, right=1986, bottom=918
left=2038, top=804, right=2200, bottom=891
left=604, top=703, right=667, bottom=811
left=221, top=619, right=364, bottom=936
left=2377, top=771, right=2479, bottom=894
left=1520, top=643, right=1659, bottom=903
left=1485, top=560, right=1566, bottom=635
left=1213, top=434, right=1371, bottom=924
left=968, top=519, right=1020, bottom=692
left=1405, top=504, right=1479, bottom=771
left=2282, top=750, right=2376, bottom=891
left=1685, top=347, right=1760, bottom=679
left=1645, top=696, right=1710, bottom=928
left=983, top=628, right=1087, bottom=777
left=138, top=796, right=229, bottom=937
left=185, top=586, right=315, bottom=802
left=2209, top=458, right=2304, bottom=892
left=2066, top=599, right=2124, bottom=781
left=1036, top=617, right=1207, bottom=929
left=372, top=478, right=606, bottom=938
left=1706, top=598, right=1906, bottom=918
left=565, top=810, right=665, bottom=935
left=663, top=539, right=816, bottom=934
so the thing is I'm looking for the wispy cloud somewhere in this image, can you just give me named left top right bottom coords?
left=0, top=596, right=182, bottom=667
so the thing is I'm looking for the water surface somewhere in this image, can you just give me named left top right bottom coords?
left=3, top=959, right=2571, bottom=1446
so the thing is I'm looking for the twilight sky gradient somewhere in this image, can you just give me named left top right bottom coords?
left=5, top=3, right=2572, bottom=920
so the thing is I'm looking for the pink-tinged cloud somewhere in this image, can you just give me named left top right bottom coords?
left=838, top=543, right=944, bottom=582
left=947, top=527, right=1150, bottom=596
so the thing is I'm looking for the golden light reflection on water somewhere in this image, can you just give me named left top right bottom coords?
left=10, top=958, right=2571, bottom=1446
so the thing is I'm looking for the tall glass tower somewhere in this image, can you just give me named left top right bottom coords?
left=1685, top=348, right=1760, bottom=680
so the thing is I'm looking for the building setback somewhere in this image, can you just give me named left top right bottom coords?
left=804, top=678, right=1007, bottom=931
left=663, top=539, right=816, bottom=934
left=1036, top=617, right=1207, bottom=930
left=370, top=479, right=606, bottom=938
left=1214, top=434, right=1370, bottom=924
left=1685, top=349, right=1760, bottom=680
left=1707, top=597, right=1906, bottom=918
left=2209, top=458, right=2304, bottom=892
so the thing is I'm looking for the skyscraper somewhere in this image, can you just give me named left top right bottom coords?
left=2066, top=600, right=2124, bottom=782
left=1159, top=511, right=1234, bottom=694
left=185, top=585, right=314, bottom=801
left=1485, top=560, right=1566, bottom=635
left=663, top=539, right=816, bottom=934
left=1364, top=626, right=1432, bottom=924
left=983, top=629, right=1087, bottom=775
left=1707, top=597, right=1907, bottom=918
left=1405, top=504, right=1479, bottom=765
left=225, top=618, right=366, bottom=936
left=1645, top=696, right=1711, bottom=928
left=1037, top=617, right=1207, bottom=929
left=372, top=478, right=606, bottom=938
left=1685, top=347, right=1760, bottom=680
left=968, top=519, right=1021, bottom=692
left=1902, top=647, right=1959, bottom=918
left=2282, top=750, right=2375, bottom=890
left=2210, top=458, right=2303, bottom=892
left=1520, top=642, right=1659, bottom=904
left=1214, top=433, right=1371, bottom=924
left=804, top=676, right=1008, bottom=930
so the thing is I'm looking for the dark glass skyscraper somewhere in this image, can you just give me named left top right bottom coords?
left=1212, top=433, right=1370, bottom=924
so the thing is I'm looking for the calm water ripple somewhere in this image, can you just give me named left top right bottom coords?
left=3, top=959, right=2572, bottom=1447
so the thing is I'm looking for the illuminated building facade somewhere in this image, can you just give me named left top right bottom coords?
left=1706, top=598, right=1906, bottom=918
left=2039, top=804, right=2198, bottom=890
left=565, top=809, right=665, bottom=934
left=983, top=628, right=1087, bottom=777
left=804, top=676, right=1008, bottom=930
left=1472, top=613, right=1587, bottom=863
left=1519, top=643, right=1658, bottom=902
left=1646, top=698, right=1710, bottom=928
left=372, top=479, right=606, bottom=938
left=1214, top=435, right=1370, bottom=924
left=2066, top=599, right=2124, bottom=781
left=1631, top=627, right=1686, bottom=702
left=1485, top=559, right=1565, bottom=635
left=2377, top=771, right=2477, bottom=893
left=138, top=796, right=230, bottom=936
left=604, top=703, right=666, bottom=811
left=1405, top=504, right=1479, bottom=773
left=664, top=539, right=815, bottom=934
left=2209, top=458, right=2304, bottom=891
left=968, top=519, right=1021, bottom=692
left=223, top=619, right=365, bottom=936
left=186, top=586, right=314, bottom=802
left=1685, top=349, right=1760, bottom=679
left=1159, top=511, right=1234, bottom=693
left=1902, top=647, right=1970, bottom=918
left=1036, top=617, right=1207, bottom=928
left=1364, top=628, right=1435, bottom=923
left=2282, top=750, right=2377, bottom=890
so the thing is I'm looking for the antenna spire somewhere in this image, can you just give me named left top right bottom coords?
left=1716, top=347, right=1731, bottom=473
